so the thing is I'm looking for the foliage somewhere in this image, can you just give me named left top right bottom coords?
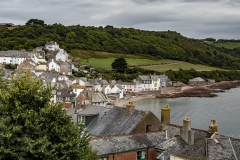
left=0, top=72, right=97, bottom=160
left=1, top=19, right=240, bottom=70
left=25, top=19, right=45, bottom=26
left=4, top=64, right=17, bottom=70
left=165, top=68, right=240, bottom=83
left=111, top=57, right=128, bottom=73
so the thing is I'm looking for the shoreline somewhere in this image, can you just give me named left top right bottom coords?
left=114, top=94, right=156, bottom=107
left=115, top=80, right=240, bottom=107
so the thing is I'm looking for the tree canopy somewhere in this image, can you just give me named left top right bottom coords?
left=0, top=72, right=97, bottom=160
left=1, top=19, right=240, bottom=70
left=111, top=57, right=128, bottom=73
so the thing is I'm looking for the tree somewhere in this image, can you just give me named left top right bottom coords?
left=0, top=72, right=97, bottom=160
left=111, top=57, right=128, bottom=73
left=25, top=19, right=45, bottom=26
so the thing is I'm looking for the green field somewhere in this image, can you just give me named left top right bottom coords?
left=213, top=42, right=240, bottom=49
left=82, top=58, right=222, bottom=72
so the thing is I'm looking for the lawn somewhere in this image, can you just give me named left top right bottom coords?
left=83, top=58, right=221, bottom=72
left=213, top=42, right=240, bottom=49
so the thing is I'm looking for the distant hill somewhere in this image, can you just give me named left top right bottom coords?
left=0, top=20, right=240, bottom=70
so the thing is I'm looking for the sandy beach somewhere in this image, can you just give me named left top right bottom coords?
left=115, top=94, right=156, bottom=107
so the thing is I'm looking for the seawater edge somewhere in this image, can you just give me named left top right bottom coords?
left=134, top=87, right=240, bottom=139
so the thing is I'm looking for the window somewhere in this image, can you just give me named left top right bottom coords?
left=100, top=157, right=108, bottom=160
left=146, top=125, right=152, bottom=132
left=137, top=151, right=146, bottom=160
left=79, top=115, right=85, bottom=124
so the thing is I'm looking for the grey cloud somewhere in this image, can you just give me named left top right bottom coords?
left=100, top=10, right=178, bottom=26
left=0, top=0, right=240, bottom=39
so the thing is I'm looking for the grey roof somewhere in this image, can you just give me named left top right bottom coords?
left=138, top=75, right=151, bottom=81
left=156, top=137, right=188, bottom=160
left=118, top=81, right=136, bottom=85
left=171, top=136, right=240, bottom=160
left=77, top=105, right=106, bottom=116
left=189, top=77, right=205, bottom=82
left=90, top=131, right=166, bottom=156
left=207, top=138, right=237, bottom=160
left=172, top=138, right=206, bottom=159
left=56, top=89, right=76, bottom=97
left=92, top=92, right=108, bottom=103
left=0, top=50, right=40, bottom=58
left=87, top=106, right=149, bottom=137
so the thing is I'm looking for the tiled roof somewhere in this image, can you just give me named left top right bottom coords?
left=77, top=105, right=106, bottom=116
left=87, top=106, right=149, bottom=137
left=189, top=77, right=205, bottom=82
left=90, top=131, right=166, bottom=156
left=92, top=92, right=108, bottom=103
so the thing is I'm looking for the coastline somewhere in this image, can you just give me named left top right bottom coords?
left=115, top=80, right=240, bottom=107
left=114, top=94, right=156, bottom=107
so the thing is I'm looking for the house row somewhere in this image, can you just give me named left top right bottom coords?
left=0, top=50, right=45, bottom=65
left=115, top=75, right=169, bottom=93
left=75, top=103, right=240, bottom=160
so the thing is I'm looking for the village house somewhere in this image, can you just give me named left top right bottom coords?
left=136, top=75, right=169, bottom=91
left=59, top=61, right=74, bottom=75
left=118, top=81, right=137, bottom=93
left=45, top=41, right=60, bottom=51
left=103, top=84, right=124, bottom=99
left=0, top=50, right=43, bottom=65
left=56, top=88, right=76, bottom=107
left=48, top=59, right=60, bottom=72
left=71, top=84, right=86, bottom=97
left=88, top=104, right=240, bottom=160
left=91, top=131, right=166, bottom=160
left=188, top=77, right=206, bottom=86
left=75, top=90, right=108, bottom=109
left=80, top=102, right=161, bottom=137
left=17, top=59, right=37, bottom=71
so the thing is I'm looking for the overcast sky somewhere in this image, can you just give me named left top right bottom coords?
left=1, top=0, right=240, bottom=39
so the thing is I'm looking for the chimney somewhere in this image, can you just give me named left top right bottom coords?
left=180, top=117, right=194, bottom=145
left=126, top=102, right=135, bottom=111
left=208, top=120, right=218, bottom=138
left=161, top=104, right=170, bottom=125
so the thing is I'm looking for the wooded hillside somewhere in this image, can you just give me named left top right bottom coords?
left=1, top=19, right=240, bottom=70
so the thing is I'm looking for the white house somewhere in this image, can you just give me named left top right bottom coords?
left=70, top=84, right=85, bottom=97
left=0, top=51, right=39, bottom=65
left=48, top=59, right=60, bottom=72
left=45, top=41, right=60, bottom=51
left=103, top=84, right=123, bottom=99
left=72, top=77, right=88, bottom=86
left=55, top=49, right=68, bottom=62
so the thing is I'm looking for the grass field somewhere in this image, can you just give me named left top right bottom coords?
left=213, top=42, right=240, bottom=49
left=82, top=58, right=221, bottom=72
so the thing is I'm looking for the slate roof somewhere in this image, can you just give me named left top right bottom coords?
left=138, top=75, right=151, bottom=81
left=156, top=137, right=188, bottom=160
left=92, top=92, right=108, bottom=103
left=56, top=89, right=76, bottom=97
left=90, top=131, right=166, bottom=156
left=87, top=106, right=149, bottom=137
left=171, top=136, right=240, bottom=160
left=118, top=82, right=136, bottom=85
left=0, top=50, right=38, bottom=58
left=207, top=138, right=237, bottom=160
left=189, top=77, right=205, bottom=82
left=77, top=105, right=106, bottom=116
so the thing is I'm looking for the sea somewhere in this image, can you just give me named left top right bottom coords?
left=135, top=87, right=240, bottom=138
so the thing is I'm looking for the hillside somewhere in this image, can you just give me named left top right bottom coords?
left=1, top=19, right=240, bottom=70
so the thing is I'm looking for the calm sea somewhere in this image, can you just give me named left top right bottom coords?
left=135, top=87, right=240, bottom=138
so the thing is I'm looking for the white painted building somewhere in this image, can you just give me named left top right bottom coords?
left=48, top=59, right=60, bottom=72
left=55, top=49, right=68, bottom=62
left=45, top=41, right=60, bottom=51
